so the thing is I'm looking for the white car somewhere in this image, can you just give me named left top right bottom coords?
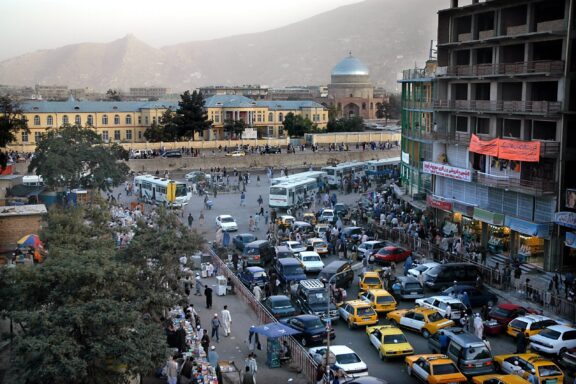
left=529, top=325, right=576, bottom=355
left=357, top=241, right=387, bottom=259
left=319, top=209, right=335, bottom=223
left=281, top=240, right=307, bottom=254
left=415, top=296, right=467, bottom=320
left=185, top=171, right=211, bottom=182
left=407, top=262, right=440, bottom=279
left=215, top=215, right=238, bottom=232
left=309, top=345, right=369, bottom=377
left=296, top=251, right=325, bottom=273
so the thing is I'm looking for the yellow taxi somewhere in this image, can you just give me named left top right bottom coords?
left=405, top=354, right=467, bottom=383
left=314, top=223, right=330, bottom=238
left=337, top=300, right=379, bottom=329
left=386, top=307, right=455, bottom=338
left=276, top=215, right=295, bottom=229
left=366, top=325, right=414, bottom=360
left=302, top=212, right=317, bottom=226
left=472, top=374, right=529, bottom=384
left=306, top=237, right=329, bottom=256
left=358, top=289, right=397, bottom=313
left=358, top=271, right=383, bottom=291
left=506, top=315, right=559, bottom=338
left=493, top=353, right=564, bottom=384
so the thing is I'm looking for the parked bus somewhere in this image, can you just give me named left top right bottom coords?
left=270, top=170, right=328, bottom=187
left=133, top=175, right=191, bottom=207
left=321, top=161, right=366, bottom=187
left=269, top=178, right=319, bottom=209
left=364, top=157, right=401, bottom=179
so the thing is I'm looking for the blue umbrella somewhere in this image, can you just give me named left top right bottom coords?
left=251, top=322, right=301, bottom=338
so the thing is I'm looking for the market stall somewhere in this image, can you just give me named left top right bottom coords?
left=250, top=322, right=301, bottom=368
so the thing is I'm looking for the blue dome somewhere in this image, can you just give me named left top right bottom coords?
left=331, top=55, right=370, bottom=76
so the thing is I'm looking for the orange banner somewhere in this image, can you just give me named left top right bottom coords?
left=469, top=134, right=499, bottom=157
left=498, top=138, right=541, bottom=162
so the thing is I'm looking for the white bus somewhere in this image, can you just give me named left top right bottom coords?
left=321, top=161, right=366, bottom=187
left=269, top=178, right=319, bottom=209
left=270, top=170, right=327, bottom=187
left=134, top=175, right=191, bottom=207
left=364, top=157, right=401, bottom=179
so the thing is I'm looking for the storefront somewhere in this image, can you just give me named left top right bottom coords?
left=452, top=201, right=478, bottom=247
left=504, top=216, right=551, bottom=269
left=426, top=195, right=456, bottom=236
left=555, top=212, right=576, bottom=268
left=472, top=208, right=508, bottom=255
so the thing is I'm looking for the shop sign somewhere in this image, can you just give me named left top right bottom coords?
left=473, top=207, right=505, bottom=226
left=554, top=211, right=576, bottom=229
left=566, top=232, right=576, bottom=249
left=504, top=216, right=551, bottom=239
left=422, top=161, right=472, bottom=182
left=427, top=195, right=452, bottom=211
left=401, top=151, right=410, bottom=164
left=452, top=201, right=475, bottom=217
left=241, top=128, right=257, bottom=139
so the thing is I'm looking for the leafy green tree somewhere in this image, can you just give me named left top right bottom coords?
left=144, top=110, right=178, bottom=142
left=282, top=112, right=315, bottom=137
left=376, top=102, right=385, bottom=119
left=28, top=125, right=129, bottom=192
left=327, top=116, right=364, bottom=132
left=175, top=90, right=212, bottom=140
left=0, top=95, right=29, bottom=168
left=105, top=89, right=122, bottom=101
left=223, top=119, right=245, bottom=138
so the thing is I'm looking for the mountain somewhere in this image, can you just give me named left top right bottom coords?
left=0, top=0, right=446, bottom=91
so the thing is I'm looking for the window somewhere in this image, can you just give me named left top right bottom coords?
left=75, top=115, right=81, bottom=125
left=476, top=117, right=490, bottom=134
left=102, top=115, right=108, bottom=125
left=138, top=116, right=142, bottom=124
left=102, top=131, right=109, bottom=141
left=47, top=115, right=53, bottom=126
left=268, top=112, right=273, bottom=122
left=34, top=132, right=42, bottom=143
left=21, top=131, right=28, bottom=142
left=114, top=115, right=120, bottom=125
left=145, top=116, right=149, bottom=125
left=279, top=113, right=283, bottom=122
left=33, top=115, right=40, bottom=125
left=503, top=119, right=521, bottom=138
left=152, top=117, right=156, bottom=124
left=456, top=116, right=468, bottom=132
left=86, top=115, right=93, bottom=126
left=362, top=103, right=366, bottom=110
left=138, top=131, right=142, bottom=139
left=126, top=130, right=132, bottom=140
left=114, top=130, right=120, bottom=140
left=62, top=115, right=69, bottom=125
left=125, top=115, right=132, bottom=124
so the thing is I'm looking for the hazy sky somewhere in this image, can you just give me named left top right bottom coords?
left=1, top=0, right=363, bottom=60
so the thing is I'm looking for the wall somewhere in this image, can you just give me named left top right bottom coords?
left=309, top=132, right=400, bottom=145
left=0, top=214, right=44, bottom=253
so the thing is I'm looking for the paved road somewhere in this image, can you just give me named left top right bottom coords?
left=115, top=171, right=520, bottom=383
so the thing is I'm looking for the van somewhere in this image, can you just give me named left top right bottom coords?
left=319, top=260, right=354, bottom=289
left=274, top=258, right=307, bottom=284
left=428, top=327, right=494, bottom=376
left=424, top=263, right=481, bottom=291
left=243, top=240, right=275, bottom=266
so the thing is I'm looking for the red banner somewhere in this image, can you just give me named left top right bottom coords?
left=498, top=138, right=540, bottom=162
left=469, top=134, right=499, bottom=157
left=427, top=195, right=453, bottom=211
left=468, top=135, right=541, bottom=162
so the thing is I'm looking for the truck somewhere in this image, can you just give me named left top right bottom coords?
left=291, top=279, right=339, bottom=323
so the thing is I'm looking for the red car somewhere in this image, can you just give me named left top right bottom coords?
left=372, top=246, right=411, bottom=264
left=488, top=303, right=541, bottom=325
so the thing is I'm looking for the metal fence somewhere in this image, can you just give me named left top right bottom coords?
left=208, top=247, right=318, bottom=383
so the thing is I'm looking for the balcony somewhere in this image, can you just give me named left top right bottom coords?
left=474, top=172, right=556, bottom=196
left=402, top=100, right=433, bottom=110
left=434, top=100, right=562, bottom=117
left=439, top=60, right=564, bottom=78
left=401, top=68, right=434, bottom=81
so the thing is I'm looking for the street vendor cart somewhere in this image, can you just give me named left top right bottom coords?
left=216, top=361, right=241, bottom=384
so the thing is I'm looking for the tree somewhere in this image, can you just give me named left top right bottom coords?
left=381, top=93, right=401, bottom=121
left=28, top=125, right=129, bottom=192
left=0, top=95, right=29, bottom=168
left=375, top=102, right=385, bottom=119
left=327, top=116, right=365, bottom=132
left=282, top=112, right=315, bottom=137
left=2, top=203, right=167, bottom=384
left=105, top=89, right=122, bottom=101
left=144, top=109, right=178, bottom=142
left=175, top=90, right=212, bottom=140
left=223, top=119, right=245, bottom=138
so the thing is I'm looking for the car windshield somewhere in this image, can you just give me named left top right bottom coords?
left=303, top=318, right=324, bottom=329
left=539, top=364, right=563, bottom=377
left=253, top=271, right=267, bottom=279
left=451, top=303, right=467, bottom=311
left=465, top=345, right=491, bottom=360
left=290, top=242, right=304, bottom=249
left=221, top=217, right=235, bottom=223
left=245, top=248, right=259, bottom=256
left=309, top=292, right=329, bottom=305
left=284, top=265, right=304, bottom=275
left=175, top=184, right=188, bottom=197
left=273, top=299, right=293, bottom=309
left=336, top=353, right=361, bottom=364
left=383, top=334, right=407, bottom=344
left=357, top=307, right=375, bottom=316
left=314, top=241, right=327, bottom=247
left=376, top=296, right=395, bottom=304
left=433, top=363, right=458, bottom=375
left=427, top=312, right=443, bottom=322
left=491, top=307, right=514, bottom=318
left=405, top=283, right=421, bottom=291
left=303, top=256, right=321, bottom=262
left=509, top=319, right=528, bottom=330
left=364, top=277, right=381, bottom=285
left=539, top=328, right=562, bottom=340
left=415, top=265, right=428, bottom=272
left=270, top=187, right=287, bottom=195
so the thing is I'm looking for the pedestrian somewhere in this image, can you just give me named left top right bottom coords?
left=195, top=273, right=202, bottom=295
left=249, top=216, right=255, bottom=232
left=187, top=213, right=194, bottom=228
left=473, top=313, right=484, bottom=339
left=165, top=355, right=178, bottom=384
left=461, top=291, right=471, bottom=308
left=482, top=336, right=491, bottom=351
left=254, top=214, right=260, bottom=231
left=211, top=313, right=221, bottom=342
left=205, top=285, right=213, bottom=309
left=516, top=332, right=527, bottom=354
left=222, top=305, right=232, bottom=336
left=404, top=254, right=413, bottom=276
left=245, top=353, right=258, bottom=384
left=199, top=210, right=205, bottom=226
left=201, top=329, right=210, bottom=355
left=179, top=357, right=194, bottom=384
left=253, top=284, right=263, bottom=301
left=208, top=345, right=219, bottom=367
left=439, top=331, right=449, bottom=355
left=264, top=210, right=269, bottom=226
left=242, top=366, right=255, bottom=384
left=241, top=191, right=246, bottom=206
left=257, top=195, right=263, bottom=207
left=445, top=304, right=452, bottom=320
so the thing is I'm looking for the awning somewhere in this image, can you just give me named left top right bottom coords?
left=8, top=184, right=45, bottom=198
left=504, top=216, right=551, bottom=239
left=473, top=207, right=504, bottom=226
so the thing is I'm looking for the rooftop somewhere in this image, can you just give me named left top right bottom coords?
left=331, top=54, right=370, bottom=77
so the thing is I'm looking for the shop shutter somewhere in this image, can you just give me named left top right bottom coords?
left=503, top=190, right=518, bottom=217
left=516, top=193, right=534, bottom=221
left=487, top=188, right=504, bottom=213
left=534, top=197, right=556, bottom=223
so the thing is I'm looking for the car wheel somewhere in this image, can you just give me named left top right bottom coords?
left=422, top=329, right=431, bottom=339
left=348, top=320, right=354, bottom=330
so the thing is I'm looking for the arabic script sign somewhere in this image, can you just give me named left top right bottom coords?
left=422, top=161, right=472, bottom=182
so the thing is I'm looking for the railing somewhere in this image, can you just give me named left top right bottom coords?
left=434, top=100, right=562, bottom=116
left=439, top=60, right=564, bottom=78
left=402, top=68, right=432, bottom=80
left=402, top=100, right=433, bottom=110
left=474, top=172, right=556, bottom=195
left=209, top=247, right=318, bottom=383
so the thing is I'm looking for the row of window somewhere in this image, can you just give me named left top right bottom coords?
left=22, top=129, right=143, bottom=143
left=31, top=114, right=162, bottom=126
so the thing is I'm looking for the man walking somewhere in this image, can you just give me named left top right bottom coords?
left=166, top=355, right=178, bottom=384
left=187, top=213, right=194, bottom=228
left=205, top=285, right=213, bottom=309
left=240, top=191, right=246, bottom=206
left=201, top=329, right=210, bottom=355
left=211, top=313, right=221, bottom=342
left=222, top=305, right=232, bottom=336
left=195, top=273, right=202, bottom=295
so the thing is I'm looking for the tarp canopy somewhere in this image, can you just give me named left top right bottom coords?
left=8, top=184, right=45, bottom=198
left=251, top=323, right=301, bottom=338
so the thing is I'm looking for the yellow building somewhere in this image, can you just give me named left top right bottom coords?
left=15, top=95, right=328, bottom=145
